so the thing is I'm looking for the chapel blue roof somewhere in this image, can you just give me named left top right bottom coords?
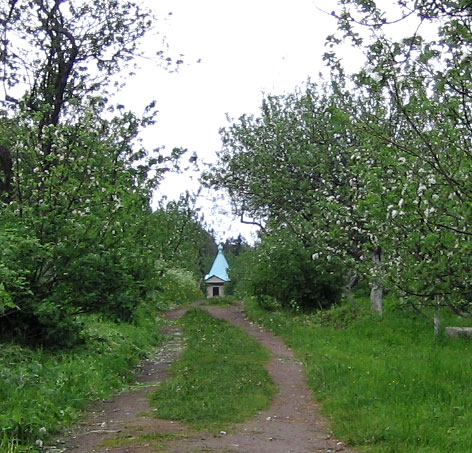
left=205, top=244, right=230, bottom=282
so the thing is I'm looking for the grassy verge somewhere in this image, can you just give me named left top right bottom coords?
left=151, top=308, right=275, bottom=430
left=0, top=304, right=166, bottom=452
left=245, top=297, right=472, bottom=453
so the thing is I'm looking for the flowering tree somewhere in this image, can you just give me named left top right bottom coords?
left=0, top=0, right=209, bottom=345
left=207, top=0, right=472, bottom=316
left=328, top=0, right=472, bottom=315
left=205, top=82, right=382, bottom=308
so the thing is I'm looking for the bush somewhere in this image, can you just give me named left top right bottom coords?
left=154, top=267, right=203, bottom=308
left=254, top=295, right=282, bottom=312
left=248, top=234, right=344, bottom=312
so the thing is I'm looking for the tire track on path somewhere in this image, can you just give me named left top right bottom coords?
left=58, top=302, right=354, bottom=452
left=165, top=302, right=353, bottom=453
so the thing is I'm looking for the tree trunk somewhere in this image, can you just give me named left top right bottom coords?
left=434, top=296, right=441, bottom=337
left=370, top=248, right=383, bottom=315
left=0, top=145, right=13, bottom=202
left=434, top=311, right=441, bottom=337
left=343, top=271, right=358, bottom=304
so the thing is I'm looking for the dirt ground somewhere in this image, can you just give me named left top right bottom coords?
left=53, top=302, right=354, bottom=453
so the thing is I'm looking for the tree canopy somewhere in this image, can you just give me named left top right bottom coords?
left=0, top=0, right=214, bottom=346
left=205, top=0, right=472, bottom=316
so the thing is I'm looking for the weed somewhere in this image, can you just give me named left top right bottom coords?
left=203, top=295, right=238, bottom=306
left=0, top=434, right=24, bottom=453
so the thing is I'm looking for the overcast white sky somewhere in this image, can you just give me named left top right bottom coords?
left=118, top=1, right=362, bottom=242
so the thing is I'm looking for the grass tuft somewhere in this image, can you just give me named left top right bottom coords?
left=151, top=308, right=275, bottom=430
left=99, top=432, right=184, bottom=449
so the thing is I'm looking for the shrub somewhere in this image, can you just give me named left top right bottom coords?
left=154, top=267, right=202, bottom=308
left=248, top=234, right=345, bottom=311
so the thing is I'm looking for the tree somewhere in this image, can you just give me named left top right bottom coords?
left=204, top=81, right=380, bottom=309
left=151, top=193, right=217, bottom=280
left=0, top=0, right=197, bottom=345
left=205, top=0, right=472, bottom=317
left=326, top=0, right=472, bottom=315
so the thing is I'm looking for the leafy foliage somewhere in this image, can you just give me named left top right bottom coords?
left=325, top=0, right=472, bottom=314
left=0, top=0, right=214, bottom=345
left=205, top=0, right=472, bottom=316
left=154, top=268, right=203, bottom=308
left=247, top=233, right=344, bottom=311
left=204, top=82, right=371, bottom=311
left=151, top=194, right=217, bottom=279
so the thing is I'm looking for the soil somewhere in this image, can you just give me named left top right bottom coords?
left=51, top=302, right=355, bottom=453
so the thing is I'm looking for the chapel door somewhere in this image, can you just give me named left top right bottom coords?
left=213, top=286, right=220, bottom=297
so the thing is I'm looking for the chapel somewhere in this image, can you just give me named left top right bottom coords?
left=204, top=244, right=230, bottom=298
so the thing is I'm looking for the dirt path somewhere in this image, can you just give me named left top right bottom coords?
left=55, top=323, right=189, bottom=453
left=56, top=303, right=353, bottom=453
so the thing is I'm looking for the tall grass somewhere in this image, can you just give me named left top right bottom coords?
left=246, top=298, right=472, bottom=452
left=152, top=309, right=276, bottom=429
left=0, top=305, right=165, bottom=451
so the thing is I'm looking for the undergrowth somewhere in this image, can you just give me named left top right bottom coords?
left=245, top=297, right=472, bottom=453
left=0, top=303, right=166, bottom=452
left=151, top=308, right=275, bottom=429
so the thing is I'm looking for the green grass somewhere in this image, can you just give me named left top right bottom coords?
left=245, top=297, right=472, bottom=453
left=151, top=308, right=275, bottom=429
left=99, top=432, right=184, bottom=450
left=0, top=304, right=166, bottom=452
